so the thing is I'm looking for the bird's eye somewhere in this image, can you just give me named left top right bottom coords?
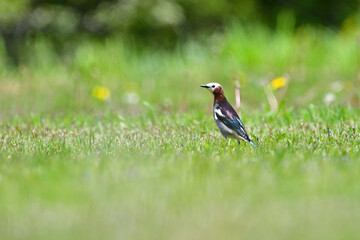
left=212, top=85, right=215, bottom=88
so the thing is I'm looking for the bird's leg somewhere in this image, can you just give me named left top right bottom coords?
left=238, top=140, right=241, bottom=145
left=223, top=137, right=230, bottom=147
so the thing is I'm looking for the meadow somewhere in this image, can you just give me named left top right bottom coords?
left=0, top=22, right=360, bottom=239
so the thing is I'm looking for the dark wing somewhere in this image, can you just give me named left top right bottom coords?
left=214, top=107, right=251, bottom=142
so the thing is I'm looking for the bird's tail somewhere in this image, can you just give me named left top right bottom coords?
left=249, top=140, right=258, bottom=147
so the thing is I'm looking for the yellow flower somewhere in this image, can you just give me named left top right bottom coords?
left=270, top=77, right=287, bottom=90
left=92, top=86, right=111, bottom=101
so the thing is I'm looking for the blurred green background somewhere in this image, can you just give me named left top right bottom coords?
left=0, top=0, right=359, bottom=116
left=1, top=2, right=360, bottom=240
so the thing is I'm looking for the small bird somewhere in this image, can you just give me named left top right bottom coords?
left=201, top=82, right=256, bottom=146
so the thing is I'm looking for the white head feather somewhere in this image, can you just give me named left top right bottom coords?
left=201, top=82, right=223, bottom=93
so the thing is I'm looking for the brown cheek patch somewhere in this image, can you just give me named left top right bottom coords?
left=213, top=87, right=221, bottom=94
left=213, top=87, right=225, bottom=102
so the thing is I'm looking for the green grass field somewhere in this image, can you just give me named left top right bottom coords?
left=0, top=23, right=360, bottom=239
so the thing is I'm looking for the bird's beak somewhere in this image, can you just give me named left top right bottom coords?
left=200, top=85, right=209, bottom=88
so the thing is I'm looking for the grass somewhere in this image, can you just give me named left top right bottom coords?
left=0, top=23, right=359, bottom=115
left=0, top=22, right=360, bottom=239
left=1, top=106, right=360, bottom=239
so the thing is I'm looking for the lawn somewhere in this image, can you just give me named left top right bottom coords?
left=0, top=23, right=360, bottom=239
left=1, top=106, right=360, bottom=239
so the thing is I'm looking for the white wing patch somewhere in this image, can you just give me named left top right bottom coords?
left=214, top=108, right=225, bottom=120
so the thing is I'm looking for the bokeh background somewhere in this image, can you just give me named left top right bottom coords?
left=2, top=2, right=360, bottom=240
left=0, top=0, right=359, bottom=116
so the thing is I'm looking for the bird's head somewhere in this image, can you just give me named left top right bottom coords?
left=201, top=82, right=222, bottom=93
left=201, top=82, right=225, bottom=102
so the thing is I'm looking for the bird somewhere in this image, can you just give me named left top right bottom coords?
left=201, top=82, right=256, bottom=146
